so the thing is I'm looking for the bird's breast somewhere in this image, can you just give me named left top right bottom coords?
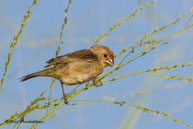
left=60, top=61, right=104, bottom=85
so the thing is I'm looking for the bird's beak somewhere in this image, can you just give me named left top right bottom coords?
left=106, top=59, right=114, bottom=67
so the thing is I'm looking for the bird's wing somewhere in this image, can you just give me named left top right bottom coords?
left=44, top=49, right=98, bottom=68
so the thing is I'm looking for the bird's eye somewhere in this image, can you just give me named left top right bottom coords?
left=104, top=54, right=107, bottom=57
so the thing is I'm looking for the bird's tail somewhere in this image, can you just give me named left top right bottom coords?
left=20, top=68, right=54, bottom=82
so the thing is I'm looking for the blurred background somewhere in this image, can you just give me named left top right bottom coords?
left=0, top=0, right=193, bottom=129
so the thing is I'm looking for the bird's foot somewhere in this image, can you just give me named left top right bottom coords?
left=62, top=94, right=70, bottom=104
left=93, top=80, right=103, bottom=87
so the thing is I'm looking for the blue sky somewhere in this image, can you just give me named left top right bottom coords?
left=0, top=0, right=193, bottom=129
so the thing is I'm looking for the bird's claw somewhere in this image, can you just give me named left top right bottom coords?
left=93, top=80, right=103, bottom=87
left=62, top=94, right=70, bottom=104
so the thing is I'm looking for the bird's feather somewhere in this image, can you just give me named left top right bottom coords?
left=45, top=49, right=98, bottom=68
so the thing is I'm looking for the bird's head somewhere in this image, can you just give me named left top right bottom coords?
left=89, top=45, right=114, bottom=68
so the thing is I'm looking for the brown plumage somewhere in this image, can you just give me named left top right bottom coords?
left=20, top=45, right=114, bottom=104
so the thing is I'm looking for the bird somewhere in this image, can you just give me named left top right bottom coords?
left=20, top=45, right=114, bottom=104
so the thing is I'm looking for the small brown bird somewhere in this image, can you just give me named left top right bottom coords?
left=20, top=45, right=114, bottom=104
